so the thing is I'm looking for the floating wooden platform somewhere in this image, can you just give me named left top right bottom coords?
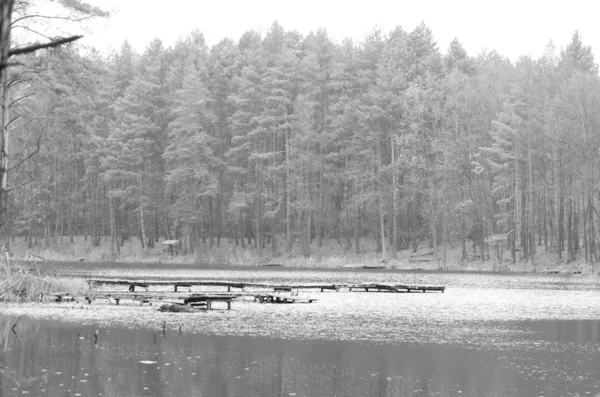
left=87, top=279, right=445, bottom=294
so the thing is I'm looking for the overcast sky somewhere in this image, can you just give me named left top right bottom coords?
left=77, top=0, right=597, bottom=62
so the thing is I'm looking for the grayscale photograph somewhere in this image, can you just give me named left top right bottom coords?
left=0, top=0, right=599, bottom=396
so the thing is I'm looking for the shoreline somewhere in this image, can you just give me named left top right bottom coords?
left=6, top=236, right=596, bottom=274
left=12, top=257, right=595, bottom=275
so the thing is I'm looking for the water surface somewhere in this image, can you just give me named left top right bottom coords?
left=1, top=266, right=599, bottom=396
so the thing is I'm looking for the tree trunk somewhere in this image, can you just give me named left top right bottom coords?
left=567, top=198, right=573, bottom=262
left=140, top=208, right=146, bottom=250
left=0, top=2, right=11, bottom=236
left=208, top=197, right=214, bottom=248
left=590, top=162, right=596, bottom=269
left=109, top=197, right=119, bottom=257
left=68, top=173, right=74, bottom=244
left=429, top=170, right=438, bottom=264
left=255, top=166, right=262, bottom=255
left=379, top=191, right=385, bottom=262
left=583, top=197, right=589, bottom=263
left=0, top=61, right=8, bottom=234
left=528, top=133, right=534, bottom=268
left=165, top=210, right=171, bottom=241
left=390, top=133, right=397, bottom=259
left=515, top=138, right=521, bottom=263
left=353, top=203, right=360, bottom=254
left=285, top=126, right=292, bottom=252
left=554, top=146, right=561, bottom=260
left=90, top=181, right=97, bottom=247
left=317, top=171, right=323, bottom=248
left=442, top=178, right=448, bottom=270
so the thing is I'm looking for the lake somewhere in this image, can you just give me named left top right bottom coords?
left=0, top=264, right=599, bottom=396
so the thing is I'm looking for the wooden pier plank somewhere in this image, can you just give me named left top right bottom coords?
left=87, top=279, right=445, bottom=294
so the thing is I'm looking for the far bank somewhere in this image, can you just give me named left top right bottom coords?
left=4, top=235, right=595, bottom=274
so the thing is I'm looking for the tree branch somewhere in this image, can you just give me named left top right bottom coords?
left=10, top=116, right=68, bottom=131
left=0, top=277, right=29, bottom=298
left=11, top=13, right=93, bottom=26
left=10, top=24, right=54, bottom=41
left=5, top=177, right=38, bottom=193
left=6, top=114, right=19, bottom=128
left=9, top=92, right=34, bottom=108
left=8, top=134, right=41, bottom=172
left=8, top=35, right=82, bottom=57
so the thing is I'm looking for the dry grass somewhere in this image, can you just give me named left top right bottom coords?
left=5, top=235, right=595, bottom=273
left=0, top=257, right=89, bottom=302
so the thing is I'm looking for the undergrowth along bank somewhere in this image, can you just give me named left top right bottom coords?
left=6, top=236, right=594, bottom=274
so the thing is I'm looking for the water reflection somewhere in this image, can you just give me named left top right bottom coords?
left=1, top=317, right=599, bottom=396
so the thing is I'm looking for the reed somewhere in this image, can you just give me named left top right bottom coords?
left=0, top=256, right=88, bottom=301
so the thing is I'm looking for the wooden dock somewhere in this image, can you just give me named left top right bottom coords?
left=347, top=283, right=446, bottom=293
left=51, top=291, right=240, bottom=310
left=51, top=277, right=445, bottom=312
left=87, top=279, right=445, bottom=294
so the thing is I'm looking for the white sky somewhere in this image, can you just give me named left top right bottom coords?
left=75, top=0, right=597, bottom=62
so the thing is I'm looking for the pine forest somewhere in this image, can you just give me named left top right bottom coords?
left=2, top=15, right=600, bottom=270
